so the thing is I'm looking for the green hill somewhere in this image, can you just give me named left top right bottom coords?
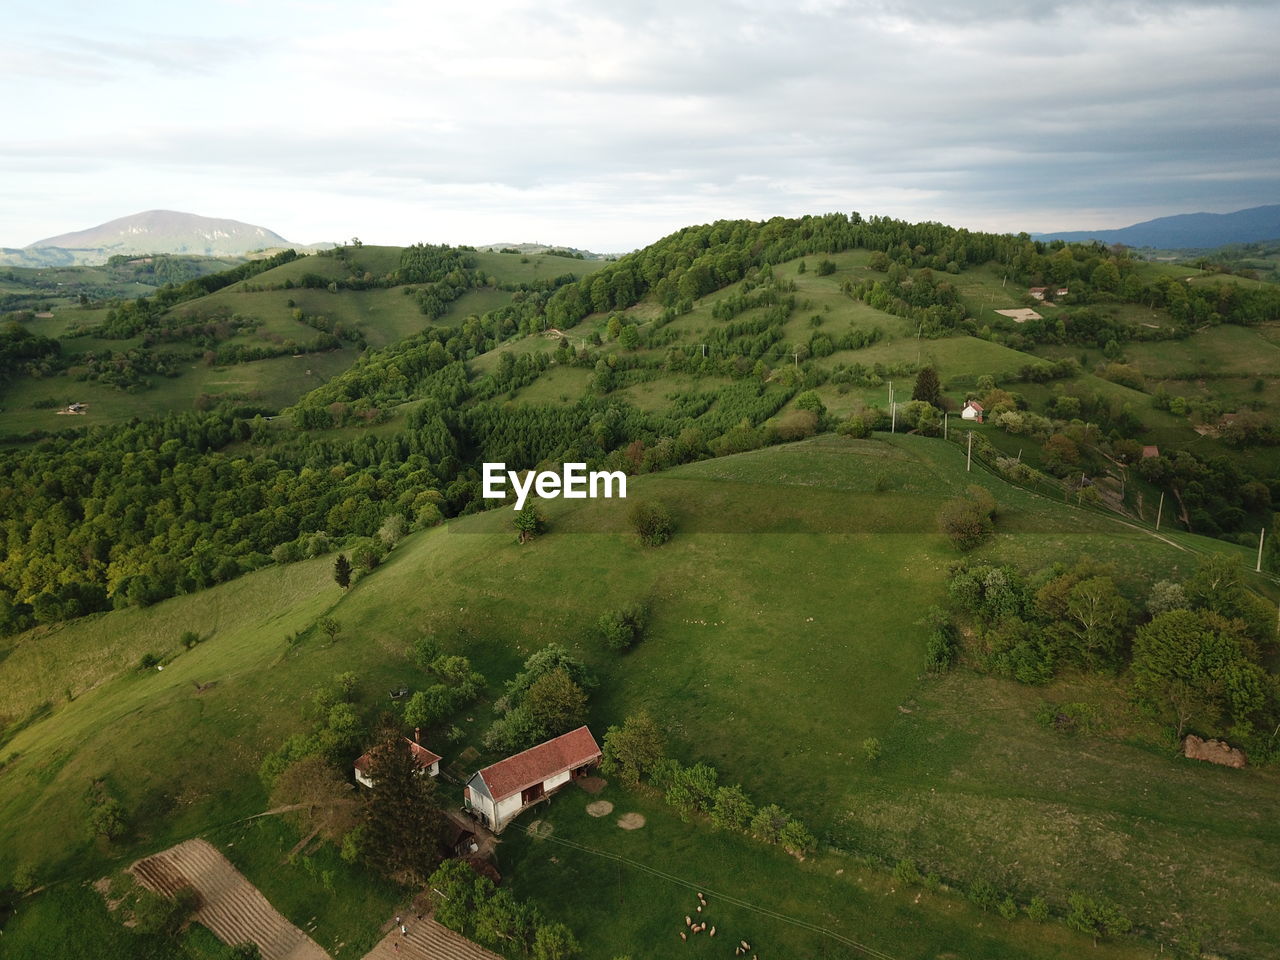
left=1, top=434, right=1275, bottom=958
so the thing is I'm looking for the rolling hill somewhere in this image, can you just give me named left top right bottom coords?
left=2, top=435, right=1274, bottom=959
left=1033, top=203, right=1280, bottom=248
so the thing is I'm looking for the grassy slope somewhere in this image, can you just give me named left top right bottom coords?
left=2, top=434, right=1275, bottom=958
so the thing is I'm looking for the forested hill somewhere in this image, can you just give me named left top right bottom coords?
left=3, top=213, right=1280, bottom=637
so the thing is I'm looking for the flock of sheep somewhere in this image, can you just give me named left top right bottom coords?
left=677, top=891, right=757, bottom=958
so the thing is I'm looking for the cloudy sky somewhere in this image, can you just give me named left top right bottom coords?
left=3, top=0, right=1278, bottom=251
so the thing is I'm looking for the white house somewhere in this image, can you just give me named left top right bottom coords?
left=464, top=726, right=602, bottom=833
left=353, top=736, right=441, bottom=788
left=961, top=400, right=984, bottom=423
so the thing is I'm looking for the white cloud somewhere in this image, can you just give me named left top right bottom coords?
left=1, top=0, right=1277, bottom=248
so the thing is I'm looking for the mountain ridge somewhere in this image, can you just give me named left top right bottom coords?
left=1032, top=203, right=1280, bottom=249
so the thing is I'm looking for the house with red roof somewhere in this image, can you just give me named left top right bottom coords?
left=353, top=735, right=441, bottom=788
left=961, top=400, right=984, bottom=423
left=464, top=726, right=601, bottom=832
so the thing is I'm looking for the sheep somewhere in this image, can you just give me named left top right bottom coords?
left=685, top=916, right=692, bottom=927
left=740, top=941, right=751, bottom=951
left=709, top=926, right=716, bottom=938
left=679, top=931, right=686, bottom=942
left=696, top=905, right=702, bottom=913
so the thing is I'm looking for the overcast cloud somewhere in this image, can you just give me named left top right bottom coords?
left=2, top=0, right=1277, bottom=250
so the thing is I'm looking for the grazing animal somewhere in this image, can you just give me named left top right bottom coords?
left=709, top=926, right=716, bottom=937
left=696, top=905, right=702, bottom=912
left=741, top=942, right=751, bottom=950
left=685, top=916, right=692, bottom=927
left=679, top=931, right=686, bottom=942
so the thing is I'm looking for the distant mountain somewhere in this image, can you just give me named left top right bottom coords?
left=479, top=241, right=609, bottom=260
left=1033, top=204, right=1280, bottom=249
left=16, top=210, right=303, bottom=266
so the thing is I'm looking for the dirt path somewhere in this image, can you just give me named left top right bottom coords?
left=131, top=839, right=330, bottom=960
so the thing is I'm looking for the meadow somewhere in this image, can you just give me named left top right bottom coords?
left=2, top=434, right=1276, bottom=958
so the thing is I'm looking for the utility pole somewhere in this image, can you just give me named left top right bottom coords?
left=1155, top=491, right=1164, bottom=531
left=966, top=430, right=973, bottom=472
left=943, top=411, right=948, bottom=439
left=697, top=343, right=707, bottom=358
left=891, top=402, right=897, bottom=433
left=1258, top=528, right=1267, bottom=574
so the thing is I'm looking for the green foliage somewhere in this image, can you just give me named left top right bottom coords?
left=361, top=735, right=445, bottom=883
left=596, top=602, right=649, bottom=652
left=1025, top=895, right=1050, bottom=923
left=628, top=500, right=674, bottom=546
left=333, top=554, right=352, bottom=589
left=893, top=858, right=922, bottom=886
left=938, top=493, right=994, bottom=551
left=600, top=711, right=666, bottom=787
left=514, top=504, right=546, bottom=543
left=911, top=365, right=943, bottom=407
left=709, top=784, right=754, bottom=831
left=132, top=884, right=199, bottom=935
left=85, top=783, right=127, bottom=841
left=1065, top=893, right=1131, bottom=941
left=485, top=646, right=593, bottom=752
left=862, top=736, right=883, bottom=762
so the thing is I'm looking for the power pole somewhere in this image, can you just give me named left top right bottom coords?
left=1155, top=491, right=1164, bottom=531
left=697, top=343, right=707, bottom=358
left=891, top=402, right=897, bottom=433
left=966, top=430, right=973, bottom=472
left=1258, top=528, right=1267, bottom=574
left=943, top=411, right=948, bottom=439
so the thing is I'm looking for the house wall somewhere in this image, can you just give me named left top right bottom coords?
left=495, top=793, right=524, bottom=827
left=465, top=785, right=498, bottom=828
left=428, top=760, right=440, bottom=777
left=355, top=770, right=374, bottom=788
left=544, top=770, right=571, bottom=792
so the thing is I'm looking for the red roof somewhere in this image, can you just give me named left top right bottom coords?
left=965, top=400, right=984, bottom=411
left=477, top=726, right=601, bottom=801
left=354, top=738, right=441, bottom=773
left=1141, top=445, right=1160, bottom=458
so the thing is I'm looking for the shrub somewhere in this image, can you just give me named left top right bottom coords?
left=938, top=495, right=994, bottom=551
left=862, top=737, right=882, bottom=762
left=750, top=803, right=789, bottom=843
left=998, top=896, right=1019, bottom=921
left=628, top=500, right=674, bottom=546
left=1026, top=895, right=1050, bottom=923
left=596, top=603, right=649, bottom=651
left=893, top=858, right=921, bottom=886
left=138, top=652, right=160, bottom=670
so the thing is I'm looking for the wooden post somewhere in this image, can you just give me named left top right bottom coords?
left=1258, top=528, right=1267, bottom=574
left=1156, top=491, right=1164, bottom=531
left=966, top=430, right=973, bottom=472
left=944, top=411, right=948, bottom=439
left=891, top=402, right=897, bottom=433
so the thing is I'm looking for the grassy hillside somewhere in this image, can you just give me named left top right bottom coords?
left=2, top=434, right=1275, bottom=958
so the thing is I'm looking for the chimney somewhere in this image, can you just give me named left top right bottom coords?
left=414, top=727, right=421, bottom=743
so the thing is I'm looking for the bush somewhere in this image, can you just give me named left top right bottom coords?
left=1026, top=895, right=1050, bottom=923
left=628, top=500, right=674, bottom=546
left=998, top=896, right=1019, bottom=921
left=938, top=495, right=994, bottom=551
left=596, top=603, right=649, bottom=651
left=893, top=858, right=921, bottom=886
left=138, top=652, right=160, bottom=670
left=862, top=737, right=882, bottom=762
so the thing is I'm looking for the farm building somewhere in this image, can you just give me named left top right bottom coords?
left=1141, top=445, right=1160, bottom=459
left=1028, top=287, right=1047, bottom=300
left=464, top=726, right=601, bottom=832
left=961, top=400, right=984, bottom=423
left=353, top=735, right=441, bottom=788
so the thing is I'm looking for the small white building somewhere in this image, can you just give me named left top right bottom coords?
left=353, top=737, right=441, bottom=788
left=464, top=726, right=602, bottom=833
left=961, top=400, right=984, bottom=423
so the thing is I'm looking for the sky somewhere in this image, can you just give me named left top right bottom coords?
left=3, top=0, right=1278, bottom=252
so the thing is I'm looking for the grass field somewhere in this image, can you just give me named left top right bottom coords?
left=3, top=433, right=1275, bottom=957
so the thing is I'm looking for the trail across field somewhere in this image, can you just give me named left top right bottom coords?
left=131, top=838, right=502, bottom=960
left=131, top=839, right=330, bottom=960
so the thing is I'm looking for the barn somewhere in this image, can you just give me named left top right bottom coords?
left=464, top=726, right=602, bottom=832
left=353, top=736, right=441, bottom=788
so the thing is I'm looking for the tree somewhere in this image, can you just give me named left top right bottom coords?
left=750, top=803, right=789, bottom=843
left=361, top=735, right=445, bottom=882
left=514, top=504, right=545, bottom=544
left=911, top=365, right=943, bottom=408
left=524, top=667, right=588, bottom=737
left=628, top=500, right=674, bottom=546
left=600, top=711, right=666, bottom=786
left=779, top=819, right=817, bottom=856
left=333, top=554, right=352, bottom=589
left=1062, top=576, right=1129, bottom=668
left=710, top=784, right=754, bottom=831
left=532, top=922, right=580, bottom=960
left=1130, top=609, right=1267, bottom=739
left=319, top=616, right=341, bottom=642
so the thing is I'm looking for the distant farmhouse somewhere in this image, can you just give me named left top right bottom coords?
left=353, top=734, right=441, bottom=788
left=465, top=726, right=601, bottom=833
left=962, top=400, right=984, bottom=423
